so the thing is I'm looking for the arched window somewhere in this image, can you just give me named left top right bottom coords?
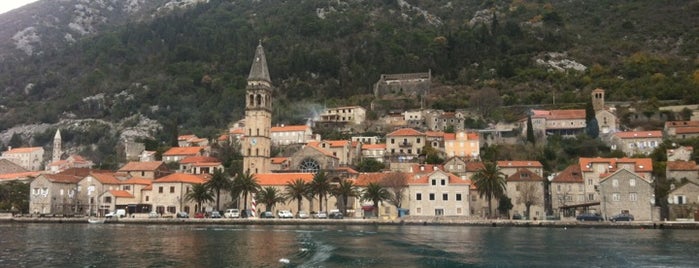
left=299, top=158, right=321, bottom=173
left=249, top=94, right=254, bottom=106
left=256, top=94, right=262, bottom=106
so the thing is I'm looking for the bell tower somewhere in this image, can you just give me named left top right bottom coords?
left=242, top=42, right=272, bottom=174
left=52, top=129, right=62, bottom=162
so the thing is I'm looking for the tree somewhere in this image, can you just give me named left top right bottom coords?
left=519, top=182, right=542, bottom=220
left=498, top=195, right=513, bottom=217
left=472, top=162, right=507, bottom=218
left=361, top=182, right=391, bottom=218
left=256, top=186, right=286, bottom=212
left=310, top=171, right=331, bottom=212
left=0, top=181, right=29, bottom=213
left=526, top=113, right=535, bottom=145
left=185, top=183, right=214, bottom=213
left=332, top=179, right=359, bottom=215
left=380, top=172, right=408, bottom=210
left=285, top=178, right=308, bottom=217
left=232, top=170, right=260, bottom=217
left=356, top=158, right=385, bottom=172
left=469, top=87, right=502, bottom=118
left=204, top=168, right=231, bottom=211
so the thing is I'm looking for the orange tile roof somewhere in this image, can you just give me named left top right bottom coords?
left=0, top=171, right=41, bottom=181
left=179, top=156, right=220, bottom=164
left=579, top=157, right=653, bottom=173
left=178, top=134, right=197, bottom=141
left=675, top=127, right=699, bottom=134
left=230, top=128, right=244, bottom=134
left=121, top=178, right=153, bottom=185
left=323, top=140, right=350, bottom=147
left=408, top=164, right=444, bottom=174
left=665, top=121, right=699, bottom=128
left=304, top=143, right=339, bottom=158
left=270, top=157, right=288, bottom=164
left=467, top=133, right=479, bottom=140
left=335, top=166, right=359, bottom=174
left=271, top=125, right=309, bottom=132
left=154, top=173, right=207, bottom=184
left=666, top=161, right=698, bottom=171
left=109, top=190, right=134, bottom=198
left=497, top=161, right=543, bottom=168
left=256, top=173, right=314, bottom=186
left=425, top=131, right=445, bottom=137
left=142, top=185, right=153, bottom=191
left=57, top=168, right=93, bottom=177
left=531, top=109, right=586, bottom=120
left=407, top=170, right=470, bottom=186
left=552, top=164, right=583, bottom=183
left=163, top=146, right=204, bottom=156
left=44, top=174, right=82, bottom=184
left=218, top=134, right=229, bottom=141
left=507, top=168, right=543, bottom=182
left=614, top=130, right=663, bottom=139
left=90, top=172, right=121, bottom=185
left=119, top=161, right=165, bottom=171
left=387, top=128, right=425, bottom=137
left=3, top=147, right=43, bottom=154
left=355, top=173, right=389, bottom=186
left=362, top=144, right=386, bottom=150
left=443, top=133, right=456, bottom=140
left=465, top=161, right=485, bottom=171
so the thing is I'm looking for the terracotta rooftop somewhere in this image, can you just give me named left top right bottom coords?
left=121, top=178, right=153, bottom=185
left=43, top=174, right=82, bottom=184
left=230, top=128, right=244, bottom=135
left=90, top=172, right=122, bottom=185
left=178, top=134, right=197, bottom=141
left=154, top=173, right=207, bottom=184
left=387, top=128, right=425, bottom=137
left=613, top=130, right=663, bottom=139
left=179, top=156, right=220, bottom=164
left=579, top=157, right=653, bottom=173
left=552, top=164, right=583, bottom=183
left=497, top=161, right=543, bottom=168
left=119, top=161, right=165, bottom=171
left=355, top=173, right=390, bottom=186
left=256, top=173, right=314, bottom=186
left=0, top=171, right=41, bottom=181
left=108, top=190, right=134, bottom=198
left=531, top=109, right=586, bottom=120
left=163, top=146, right=204, bottom=156
left=407, top=170, right=471, bottom=186
left=425, top=131, right=445, bottom=137
left=271, top=125, right=309, bottom=132
left=3, top=147, right=43, bottom=154
left=362, top=144, right=386, bottom=150
left=270, top=157, right=288, bottom=164
left=666, top=161, right=698, bottom=171
left=675, top=127, right=699, bottom=134
left=507, top=168, right=543, bottom=182
left=665, top=121, right=699, bottom=128
left=57, top=168, right=93, bottom=177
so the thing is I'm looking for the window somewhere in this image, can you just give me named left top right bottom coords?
left=457, top=207, right=462, bottom=214
left=441, top=179, right=445, bottom=186
left=442, top=193, right=448, bottom=200
left=588, top=193, right=595, bottom=201
left=416, top=193, right=422, bottom=200
left=123, top=185, right=131, bottom=191
left=588, top=179, right=592, bottom=185
left=431, top=180, right=436, bottom=186
left=167, top=206, right=176, bottom=214
left=629, top=192, right=637, bottom=202
left=612, top=179, right=619, bottom=187
left=435, top=209, right=444, bottom=216
left=416, top=138, right=421, bottom=144
left=158, top=187, right=163, bottom=193
left=456, top=193, right=462, bottom=201
left=516, top=185, right=520, bottom=191
left=391, top=139, right=395, bottom=144
left=612, top=193, right=620, bottom=201
left=629, top=178, right=636, bottom=187
left=104, top=197, right=112, bottom=203
left=170, top=186, right=175, bottom=193
left=145, top=196, right=149, bottom=202
left=557, top=185, right=561, bottom=192
left=429, top=193, right=435, bottom=200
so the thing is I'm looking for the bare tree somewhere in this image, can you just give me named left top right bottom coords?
left=469, top=87, right=502, bottom=118
left=519, top=182, right=542, bottom=219
left=380, top=172, right=408, bottom=210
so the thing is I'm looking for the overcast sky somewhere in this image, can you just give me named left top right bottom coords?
left=0, top=0, right=37, bottom=15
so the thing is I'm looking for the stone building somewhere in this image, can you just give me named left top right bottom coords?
left=407, top=169, right=471, bottom=217
left=521, top=109, right=587, bottom=139
left=372, top=71, right=431, bottom=111
left=29, top=172, right=83, bottom=215
left=385, top=128, right=425, bottom=162
left=664, top=121, right=699, bottom=140
left=591, top=88, right=619, bottom=134
left=150, top=173, right=210, bottom=215
left=667, top=182, right=699, bottom=220
left=1, top=147, right=44, bottom=171
left=610, top=130, right=662, bottom=156
left=598, top=169, right=654, bottom=221
left=666, top=161, right=699, bottom=185
left=242, top=43, right=273, bottom=175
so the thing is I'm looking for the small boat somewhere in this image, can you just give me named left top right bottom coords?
left=88, top=217, right=104, bottom=224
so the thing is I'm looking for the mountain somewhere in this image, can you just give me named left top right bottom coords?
left=0, top=0, right=697, bottom=160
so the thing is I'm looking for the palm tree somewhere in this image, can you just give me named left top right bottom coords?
left=256, top=186, right=286, bottom=212
left=185, top=183, right=214, bottom=213
left=285, top=178, right=308, bottom=217
left=472, top=161, right=507, bottom=218
left=332, top=179, right=359, bottom=215
left=232, top=170, right=260, bottom=217
left=205, top=168, right=231, bottom=211
left=310, top=171, right=331, bottom=212
left=361, top=182, right=391, bottom=218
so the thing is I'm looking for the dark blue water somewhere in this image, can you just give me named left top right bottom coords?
left=0, top=223, right=696, bottom=267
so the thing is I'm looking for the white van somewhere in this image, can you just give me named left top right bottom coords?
left=224, top=209, right=240, bottom=218
left=106, top=209, right=126, bottom=218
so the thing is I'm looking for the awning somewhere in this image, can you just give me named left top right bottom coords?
left=362, top=205, right=374, bottom=211
left=558, top=202, right=600, bottom=210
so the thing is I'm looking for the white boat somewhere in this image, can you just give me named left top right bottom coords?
left=87, top=218, right=104, bottom=224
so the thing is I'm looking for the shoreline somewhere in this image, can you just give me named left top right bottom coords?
left=4, top=216, right=699, bottom=229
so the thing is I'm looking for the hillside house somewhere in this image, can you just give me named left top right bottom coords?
left=270, top=125, right=313, bottom=145
left=598, top=169, right=654, bottom=221
left=117, top=161, right=169, bottom=180
left=1, top=147, right=44, bottom=171
left=664, top=121, right=699, bottom=140
left=385, top=128, right=425, bottom=162
left=521, top=109, right=586, bottom=139
left=666, top=161, right=699, bottom=185
left=667, top=146, right=693, bottom=161
left=162, top=146, right=206, bottom=163
left=610, top=131, right=662, bottom=156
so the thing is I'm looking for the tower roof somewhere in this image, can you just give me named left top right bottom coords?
left=54, top=129, right=61, bottom=139
left=248, top=42, right=271, bottom=82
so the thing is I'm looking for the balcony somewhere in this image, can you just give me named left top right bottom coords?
left=398, top=141, right=413, bottom=148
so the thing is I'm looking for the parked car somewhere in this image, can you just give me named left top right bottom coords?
left=610, top=213, right=634, bottom=222
left=277, top=210, right=293, bottom=219
left=194, top=212, right=205, bottom=218
left=224, top=209, right=240, bottom=218
left=512, top=213, right=523, bottom=220
left=260, top=211, right=275, bottom=218
left=329, top=210, right=344, bottom=219
left=176, top=211, right=190, bottom=218
left=576, top=213, right=604, bottom=222
left=297, top=211, right=309, bottom=219
left=209, top=211, right=222, bottom=218
left=315, top=211, right=328, bottom=219
left=148, top=211, right=159, bottom=218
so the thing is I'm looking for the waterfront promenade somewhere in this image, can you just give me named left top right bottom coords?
left=3, top=213, right=698, bottom=229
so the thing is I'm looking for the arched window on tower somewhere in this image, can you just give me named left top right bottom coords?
left=247, top=148, right=251, bottom=156
left=257, top=128, right=260, bottom=136
left=256, top=94, right=262, bottom=106
left=248, top=128, right=251, bottom=136
left=249, top=94, right=254, bottom=106
left=256, top=148, right=259, bottom=156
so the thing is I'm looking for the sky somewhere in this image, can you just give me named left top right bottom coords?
left=0, top=0, right=38, bottom=15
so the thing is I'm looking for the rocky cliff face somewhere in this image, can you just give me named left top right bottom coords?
left=0, top=0, right=207, bottom=62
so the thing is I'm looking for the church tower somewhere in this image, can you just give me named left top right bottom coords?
left=242, top=42, right=272, bottom=174
left=591, top=88, right=605, bottom=112
left=52, top=129, right=62, bottom=162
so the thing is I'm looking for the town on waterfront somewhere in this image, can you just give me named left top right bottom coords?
left=1, top=41, right=698, bottom=227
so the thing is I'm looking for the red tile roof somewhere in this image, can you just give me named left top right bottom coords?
left=335, top=166, right=359, bottom=174
left=57, top=168, right=93, bottom=177
left=665, top=121, right=699, bottom=128
left=507, top=168, right=543, bottom=182
left=271, top=125, right=309, bottom=132
left=444, top=133, right=456, bottom=140
left=531, top=109, right=586, bottom=120
left=425, top=131, right=445, bottom=137
left=121, top=178, right=153, bottom=185
left=119, top=161, right=165, bottom=171
left=3, top=147, right=43, bottom=154
left=362, top=144, right=386, bottom=150
left=552, top=164, right=583, bottom=183
left=230, top=128, right=244, bottom=135
left=109, top=190, right=134, bottom=198
left=90, top=172, right=121, bottom=185
left=666, top=161, right=698, bottom=171
left=179, top=156, right=220, bottom=164
left=387, top=128, right=425, bottom=137
left=256, top=173, right=314, bottom=186
left=154, top=173, right=207, bottom=184
left=579, top=157, right=653, bottom=173
left=178, top=134, right=197, bottom=141
left=614, top=131, right=663, bottom=139
left=407, top=170, right=471, bottom=186
left=270, top=157, right=288, bottom=164
left=44, top=174, right=83, bottom=184
left=675, top=127, right=699, bottom=134
left=355, top=173, right=389, bottom=186
left=465, top=161, right=485, bottom=171
left=0, top=171, right=41, bottom=181
left=163, top=146, right=203, bottom=156
left=497, top=161, right=543, bottom=168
